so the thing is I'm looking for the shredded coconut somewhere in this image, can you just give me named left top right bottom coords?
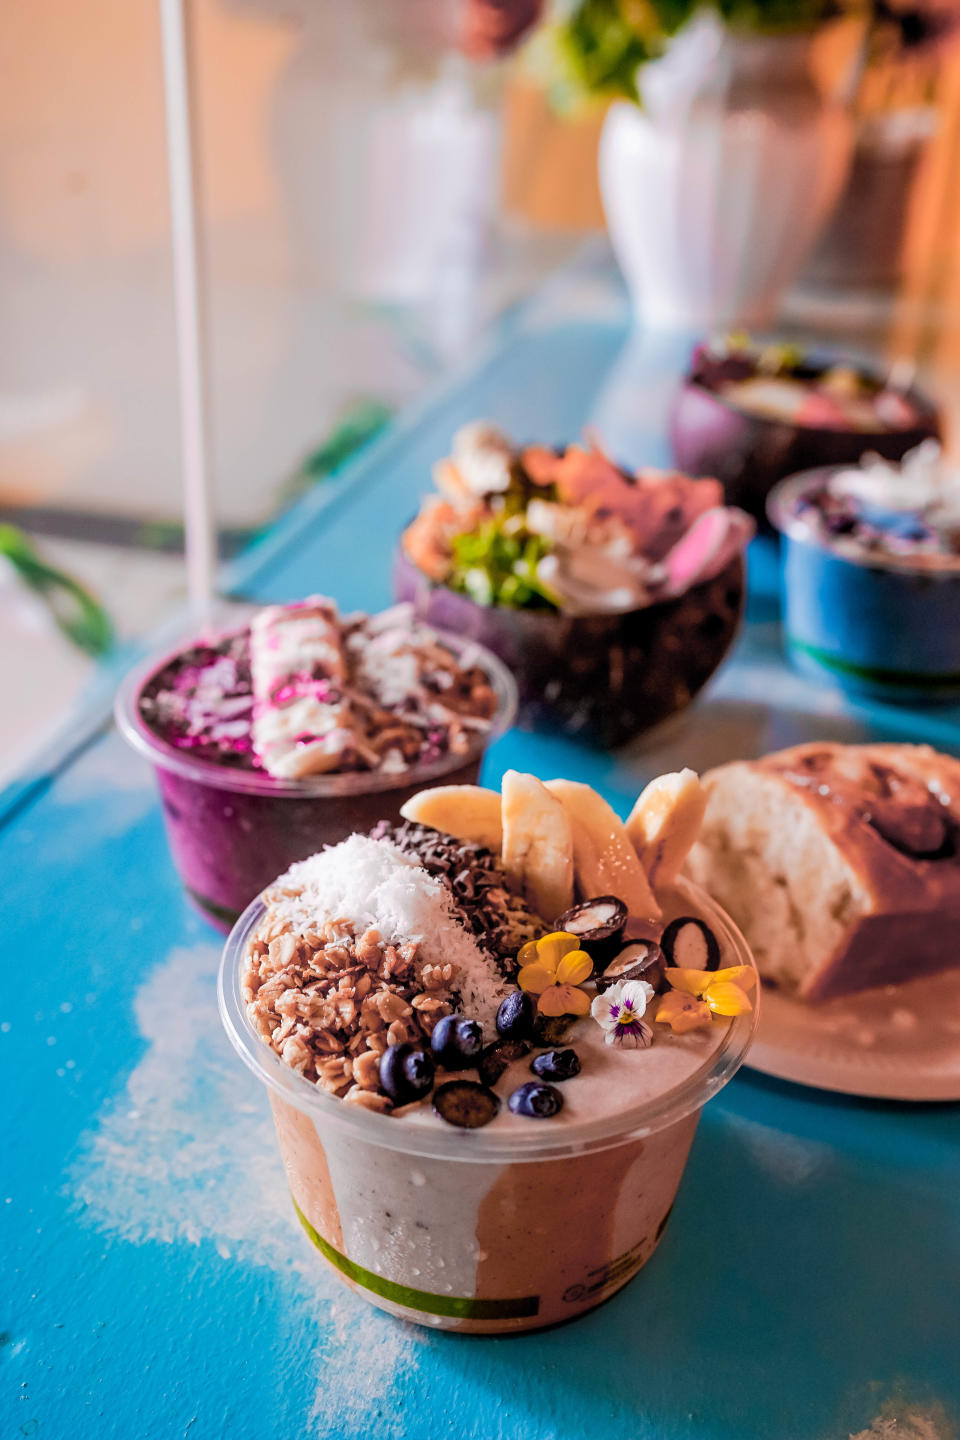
left=274, top=836, right=511, bottom=1029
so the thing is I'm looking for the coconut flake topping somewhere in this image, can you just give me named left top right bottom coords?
left=273, top=835, right=510, bottom=1028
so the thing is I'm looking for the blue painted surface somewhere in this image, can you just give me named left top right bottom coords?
left=3, top=253, right=959, bottom=1440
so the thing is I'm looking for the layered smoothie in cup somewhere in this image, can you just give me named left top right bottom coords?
left=115, top=597, right=516, bottom=930
left=219, top=769, right=758, bottom=1333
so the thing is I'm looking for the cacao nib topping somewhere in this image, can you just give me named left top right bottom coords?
left=370, top=820, right=540, bottom=968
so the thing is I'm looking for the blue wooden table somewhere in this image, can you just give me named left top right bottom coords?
left=3, top=251, right=959, bottom=1440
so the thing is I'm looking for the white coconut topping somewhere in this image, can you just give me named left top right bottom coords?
left=272, top=835, right=510, bottom=1029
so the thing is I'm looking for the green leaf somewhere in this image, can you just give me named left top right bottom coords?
left=280, top=397, right=394, bottom=509
left=547, top=0, right=853, bottom=108
left=0, top=524, right=114, bottom=658
left=301, top=398, right=393, bottom=479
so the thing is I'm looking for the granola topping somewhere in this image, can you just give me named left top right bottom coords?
left=243, top=913, right=458, bottom=1110
left=241, top=835, right=514, bottom=1110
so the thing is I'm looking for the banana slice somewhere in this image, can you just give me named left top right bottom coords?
left=545, top=779, right=660, bottom=920
left=626, top=769, right=706, bottom=888
left=501, top=770, right=574, bottom=920
left=400, top=785, right=503, bottom=852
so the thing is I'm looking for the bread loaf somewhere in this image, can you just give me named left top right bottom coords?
left=684, top=742, right=960, bottom=1001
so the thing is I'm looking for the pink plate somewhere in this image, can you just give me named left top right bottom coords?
left=748, top=970, right=960, bottom=1100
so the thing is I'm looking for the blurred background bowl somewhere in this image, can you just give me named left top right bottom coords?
left=393, top=540, right=745, bottom=748
left=768, top=467, right=960, bottom=704
left=670, top=350, right=941, bottom=523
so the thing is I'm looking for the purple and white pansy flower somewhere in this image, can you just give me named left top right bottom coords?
left=590, top=979, right=655, bottom=1048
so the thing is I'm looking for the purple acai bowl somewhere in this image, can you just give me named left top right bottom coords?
left=115, top=623, right=517, bottom=932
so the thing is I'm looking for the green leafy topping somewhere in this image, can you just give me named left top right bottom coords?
left=445, top=466, right=564, bottom=611
left=449, top=513, right=560, bottom=611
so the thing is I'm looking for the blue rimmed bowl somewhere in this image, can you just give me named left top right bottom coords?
left=768, top=468, right=960, bottom=704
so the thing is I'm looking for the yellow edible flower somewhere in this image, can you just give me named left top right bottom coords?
left=656, top=965, right=756, bottom=1034
left=517, top=931, right=594, bottom=1017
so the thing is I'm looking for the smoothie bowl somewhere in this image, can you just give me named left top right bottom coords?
left=394, top=423, right=753, bottom=749
left=115, top=598, right=516, bottom=930
left=670, top=337, right=941, bottom=522
left=769, top=443, right=960, bottom=702
left=219, top=768, right=757, bottom=1333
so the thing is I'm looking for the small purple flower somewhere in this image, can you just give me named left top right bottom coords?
left=590, top=979, right=655, bottom=1049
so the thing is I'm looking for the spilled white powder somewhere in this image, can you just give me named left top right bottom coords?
left=69, top=941, right=422, bottom=1437
left=276, top=834, right=510, bottom=1028
left=849, top=1416, right=951, bottom=1440
left=720, top=1111, right=829, bottom=1187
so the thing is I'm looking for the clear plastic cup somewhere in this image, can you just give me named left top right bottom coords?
left=115, top=614, right=517, bottom=932
left=219, top=878, right=757, bottom=1335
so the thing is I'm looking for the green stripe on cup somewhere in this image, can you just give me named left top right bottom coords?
left=185, top=886, right=241, bottom=928
left=292, top=1198, right=539, bottom=1321
left=787, top=636, right=960, bottom=690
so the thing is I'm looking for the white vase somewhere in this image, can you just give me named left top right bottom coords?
left=598, top=22, right=854, bottom=329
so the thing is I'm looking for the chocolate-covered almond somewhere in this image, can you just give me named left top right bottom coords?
left=661, top=916, right=721, bottom=972
left=596, top=940, right=666, bottom=994
left=554, top=896, right=627, bottom=965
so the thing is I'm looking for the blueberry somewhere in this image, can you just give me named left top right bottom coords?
left=495, top=990, right=536, bottom=1042
left=478, top=1038, right=531, bottom=1088
left=531, top=1048, right=580, bottom=1082
left=432, top=1080, right=500, bottom=1129
left=430, top=1015, right=484, bottom=1070
left=533, top=1013, right=576, bottom=1047
left=508, top=1081, right=564, bottom=1119
left=378, top=1043, right=435, bottom=1105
